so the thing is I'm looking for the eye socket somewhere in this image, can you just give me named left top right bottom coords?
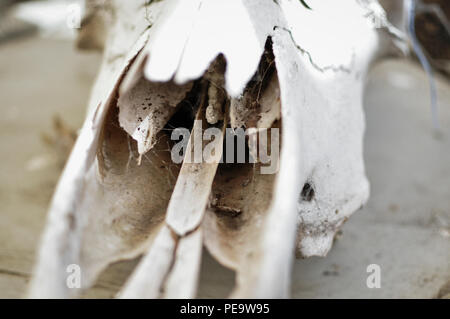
left=301, top=183, right=315, bottom=202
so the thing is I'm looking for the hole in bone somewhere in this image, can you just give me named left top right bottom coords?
left=301, top=183, right=315, bottom=202
left=162, top=80, right=203, bottom=134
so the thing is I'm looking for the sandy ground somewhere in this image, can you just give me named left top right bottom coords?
left=0, top=36, right=448, bottom=298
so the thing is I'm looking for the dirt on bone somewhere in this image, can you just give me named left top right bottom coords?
left=118, top=77, right=193, bottom=156
left=205, top=56, right=227, bottom=125
left=230, top=44, right=277, bottom=130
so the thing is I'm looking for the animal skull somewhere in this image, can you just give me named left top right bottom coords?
left=29, top=0, right=404, bottom=298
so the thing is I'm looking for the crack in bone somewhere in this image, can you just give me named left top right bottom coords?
left=274, top=26, right=354, bottom=74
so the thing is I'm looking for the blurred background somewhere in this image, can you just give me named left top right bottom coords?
left=0, top=0, right=449, bottom=298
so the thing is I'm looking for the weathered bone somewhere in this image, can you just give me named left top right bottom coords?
left=29, top=0, right=406, bottom=298
left=118, top=77, right=193, bottom=156
left=121, top=101, right=227, bottom=298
